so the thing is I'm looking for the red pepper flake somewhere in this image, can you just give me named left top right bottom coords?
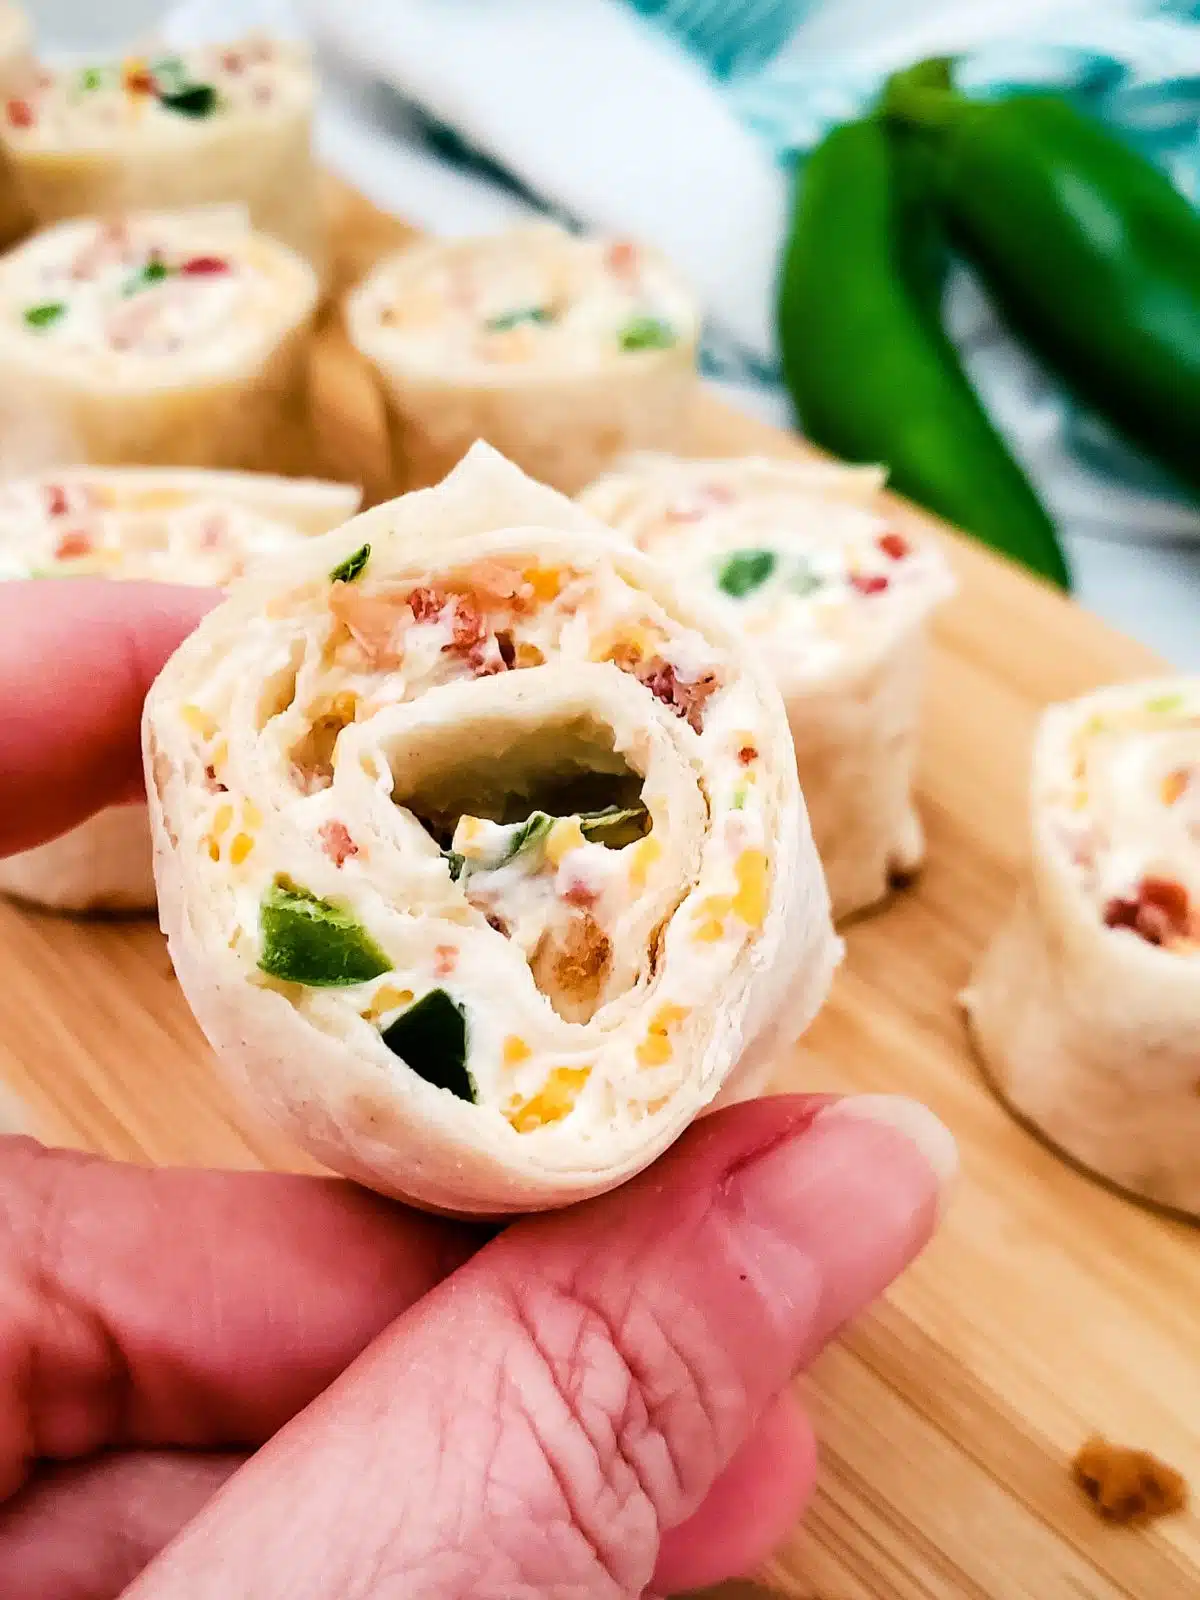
left=1104, top=876, right=1191, bottom=947
left=221, top=50, right=245, bottom=73
left=434, top=944, right=458, bottom=977
left=54, top=529, right=93, bottom=560
left=850, top=573, right=890, bottom=596
left=203, top=764, right=227, bottom=794
left=5, top=98, right=33, bottom=128
left=319, top=819, right=358, bottom=867
left=606, top=239, right=639, bottom=275
left=43, top=484, right=69, bottom=517
left=125, top=70, right=155, bottom=95
left=737, top=744, right=758, bottom=766
left=180, top=256, right=231, bottom=277
left=407, top=585, right=442, bottom=624
left=562, top=875, right=599, bottom=909
left=878, top=532, right=910, bottom=561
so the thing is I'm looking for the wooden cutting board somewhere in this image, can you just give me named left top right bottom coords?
left=1, top=178, right=1196, bottom=1600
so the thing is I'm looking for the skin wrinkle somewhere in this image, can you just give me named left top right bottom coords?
left=2, top=1146, right=134, bottom=1487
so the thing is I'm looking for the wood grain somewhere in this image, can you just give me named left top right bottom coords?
left=0, top=179, right=1194, bottom=1600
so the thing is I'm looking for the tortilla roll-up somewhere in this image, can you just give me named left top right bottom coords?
left=0, top=4, right=32, bottom=246
left=963, top=680, right=1200, bottom=1218
left=0, top=466, right=360, bottom=913
left=0, top=34, right=321, bottom=270
left=143, top=443, right=839, bottom=1216
left=345, top=224, right=700, bottom=496
left=580, top=454, right=955, bottom=921
left=0, top=206, right=318, bottom=475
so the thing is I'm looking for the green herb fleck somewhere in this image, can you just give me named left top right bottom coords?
left=789, top=561, right=822, bottom=597
left=330, top=543, right=370, bottom=584
left=159, top=82, right=217, bottom=118
left=504, top=812, right=555, bottom=861
left=443, top=850, right=466, bottom=883
left=618, top=314, right=676, bottom=352
left=1146, top=693, right=1185, bottom=715
left=257, top=879, right=391, bottom=987
left=381, top=988, right=474, bottom=1103
left=79, top=66, right=108, bottom=91
left=716, top=549, right=776, bottom=600
left=486, top=305, right=552, bottom=332
left=578, top=802, right=650, bottom=849
left=150, top=56, right=188, bottom=90
left=732, top=786, right=748, bottom=811
left=123, top=257, right=171, bottom=296
left=23, top=302, right=66, bottom=331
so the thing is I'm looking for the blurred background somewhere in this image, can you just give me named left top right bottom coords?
left=26, top=0, right=1200, bottom=662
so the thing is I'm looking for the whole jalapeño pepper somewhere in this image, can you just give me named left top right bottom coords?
left=776, top=113, right=1069, bottom=588
left=886, top=58, right=1200, bottom=497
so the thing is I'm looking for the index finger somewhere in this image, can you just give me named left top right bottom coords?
left=0, top=580, right=215, bottom=855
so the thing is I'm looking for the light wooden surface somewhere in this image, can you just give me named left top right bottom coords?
left=1, top=180, right=1196, bottom=1600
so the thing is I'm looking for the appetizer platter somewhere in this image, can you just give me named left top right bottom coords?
left=0, top=168, right=1195, bottom=1600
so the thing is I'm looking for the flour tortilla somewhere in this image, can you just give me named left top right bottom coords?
left=1, top=34, right=322, bottom=272
left=144, top=443, right=839, bottom=1215
left=0, top=466, right=360, bottom=914
left=580, top=453, right=955, bottom=920
left=963, top=678, right=1200, bottom=1218
left=0, top=206, right=318, bottom=476
left=345, top=225, right=700, bottom=496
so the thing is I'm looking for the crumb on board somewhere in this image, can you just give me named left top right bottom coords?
left=1071, top=1435, right=1188, bottom=1525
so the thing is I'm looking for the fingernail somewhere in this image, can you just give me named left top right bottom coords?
left=817, top=1094, right=958, bottom=1205
left=725, top=1094, right=952, bottom=1354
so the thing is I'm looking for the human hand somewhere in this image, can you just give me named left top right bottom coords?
left=0, top=580, right=955, bottom=1598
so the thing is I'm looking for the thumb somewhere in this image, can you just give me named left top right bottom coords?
left=125, top=1094, right=954, bottom=1600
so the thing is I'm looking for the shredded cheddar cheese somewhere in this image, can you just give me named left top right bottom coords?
left=507, top=1066, right=590, bottom=1133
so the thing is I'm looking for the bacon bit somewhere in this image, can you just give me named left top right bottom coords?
left=633, top=656, right=720, bottom=734
left=5, top=99, right=33, bottom=128
left=407, top=585, right=442, bottom=623
left=448, top=594, right=486, bottom=653
left=54, top=529, right=93, bottom=560
left=319, top=820, right=358, bottom=867
left=43, top=484, right=69, bottom=517
left=878, top=532, right=910, bottom=561
left=1072, top=1436, right=1187, bottom=1525
left=496, top=629, right=516, bottom=669
left=850, top=572, right=890, bottom=596
left=485, top=912, right=510, bottom=936
left=433, top=945, right=458, bottom=977
left=180, top=256, right=231, bottom=277
left=737, top=744, right=758, bottom=766
left=1104, top=876, right=1191, bottom=946
left=202, top=763, right=227, bottom=794
left=606, top=239, right=639, bottom=276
